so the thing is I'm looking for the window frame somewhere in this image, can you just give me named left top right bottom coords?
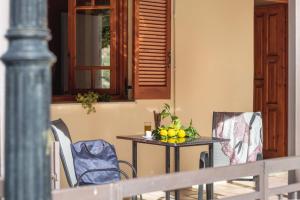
left=52, top=0, right=128, bottom=102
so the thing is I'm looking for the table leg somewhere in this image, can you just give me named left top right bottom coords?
left=166, top=146, right=170, bottom=200
left=132, top=141, right=137, bottom=178
left=207, top=144, right=214, bottom=200
left=132, top=142, right=137, bottom=200
left=175, top=147, right=180, bottom=200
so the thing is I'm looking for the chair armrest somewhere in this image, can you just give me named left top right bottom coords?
left=257, top=153, right=263, bottom=161
left=76, top=168, right=129, bottom=187
left=118, top=160, right=142, bottom=200
left=118, top=160, right=138, bottom=178
left=199, top=151, right=209, bottom=169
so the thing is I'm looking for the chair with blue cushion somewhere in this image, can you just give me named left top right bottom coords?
left=50, top=119, right=140, bottom=199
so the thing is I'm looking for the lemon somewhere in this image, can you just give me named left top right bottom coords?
left=160, top=139, right=168, bottom=143
left=168, top=138, right=177, bottom=144
left=178, top=129, right=186, bottom=138
left=177, top=137, right=186, bottom=143
left=160, top=129, right=168, bottom=136
left=167, top=129, right=177, bottom=137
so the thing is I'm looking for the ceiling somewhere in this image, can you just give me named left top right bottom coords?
left=255, top=0, right=288, bottom=5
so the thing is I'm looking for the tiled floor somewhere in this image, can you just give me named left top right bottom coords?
left=140, top=172, right=288, bottom=200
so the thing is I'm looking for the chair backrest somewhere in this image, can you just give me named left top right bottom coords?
left=212, top=112, right=263, bottom=167
left=50, top=119, right=77, bottom=187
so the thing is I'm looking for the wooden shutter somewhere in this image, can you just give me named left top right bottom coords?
left=134, top=0, right=171, bottom=99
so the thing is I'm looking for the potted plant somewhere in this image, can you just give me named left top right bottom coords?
left=75, top=92, right=113, bottom=114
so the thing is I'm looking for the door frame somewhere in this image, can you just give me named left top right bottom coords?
left=288, top=0, right=300, bottom=194
left=288, top=0, right=300, bottom=159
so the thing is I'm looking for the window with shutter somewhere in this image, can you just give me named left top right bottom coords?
left=50, top=0, right=171, bottom=101
left=134, top=0, right=171, bottom=99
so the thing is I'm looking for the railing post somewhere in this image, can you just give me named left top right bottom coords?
left=258, top=161, right=268, bottom=200
left=1, top=0, right=55, bottom=199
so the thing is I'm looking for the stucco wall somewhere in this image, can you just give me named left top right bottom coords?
left=51, top=0, right=254, bottom=188
left=174, top=0, right=254, bottom=171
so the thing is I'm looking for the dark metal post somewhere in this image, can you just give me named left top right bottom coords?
left=132, top=141, right=137, bottom=178
left=207, top=144, right=214, bottom=200
left=132, top=142, right=137, bottom=200
left=1, top=0, right=55, bottom=199
left=174, top=147, right=180, bottom=200
left=165, top=146, right=170, bottom=200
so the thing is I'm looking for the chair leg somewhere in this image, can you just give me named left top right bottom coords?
left=256, top=153, right=263, bottom=161
left=198, top=152, right=208, bottom=200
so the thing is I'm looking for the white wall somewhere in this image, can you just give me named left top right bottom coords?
left=174, top=0, right=254, bottom=171
left=0, top=0, right=9, bottom=177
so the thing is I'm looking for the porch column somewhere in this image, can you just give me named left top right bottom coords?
left=1, top=0, right=55, bottom=199
left=288, top=0, right=300, bottom=198
left=0, top=0, right=9, bottom=178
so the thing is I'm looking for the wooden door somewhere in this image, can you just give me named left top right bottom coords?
left=254, top=4, right=288, bottom=158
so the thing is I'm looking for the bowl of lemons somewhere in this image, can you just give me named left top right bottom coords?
left=152, top=104, right=199, bottom=144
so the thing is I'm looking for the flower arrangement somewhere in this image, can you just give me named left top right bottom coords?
left=152, top=104, right=199, bottom=143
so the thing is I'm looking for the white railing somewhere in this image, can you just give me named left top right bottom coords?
left=52, top=156, right=300, bottom=200
left=0, top=152, right=298, bottom=199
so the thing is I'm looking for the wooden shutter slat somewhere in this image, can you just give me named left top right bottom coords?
left=139, top=64, right=166, bottom=68
left=139, top=38, right=166, bottom=43
left=139, top=49, right=166, bottom=53
left=140, top=79, right=166, bottom=83
left=138, top=15, right=166, bottom=22
left=140, top=33, right=166, bottom=38
left=140, top=56, right=166, bottom=60
left=140, top=31, right=166, bottom=36
left=139, top=26, right=167, bottom=32
left=140, top=41, right=166, bottom=46
left=139, top=71, right=166, bottom=74
left=140, top=24, right=166, bottom=29
left=139, top=75, right=166, bottom=79
left=141, top=0, right=167, bottom=3
left=134, top=0, right=171, bottom=99
left=139, top=52, right=166, bottom=57
left=140, top=60, right=165, bottom=64
left=140, top=13, right=166, bottom=18
left=140, top=45, right=166, bottom=50
left=139, top=83, right=165, bottom=86
left=140, top=20, right=166, bottom=25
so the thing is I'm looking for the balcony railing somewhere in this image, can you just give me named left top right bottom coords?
left=50, top=155, right=299, bottom=200
left=0, top=149, right=299, bottom=199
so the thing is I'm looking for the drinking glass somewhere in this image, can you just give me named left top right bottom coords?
left=144, top=122, right=152, bottom=133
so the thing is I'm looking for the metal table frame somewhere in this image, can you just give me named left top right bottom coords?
left=118, top=136, right=228, bottom=200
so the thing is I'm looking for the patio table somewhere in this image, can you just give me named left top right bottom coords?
left=116, top=135, right=229, bottom=200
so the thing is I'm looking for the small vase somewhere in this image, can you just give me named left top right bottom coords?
left=153, top=111, right=161, bottom=129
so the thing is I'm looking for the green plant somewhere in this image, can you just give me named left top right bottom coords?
left=76, top=92, right=100, bottom=114
left=160, top=103, right=182, bottom=129
left=99, top=93, right=112, bottom=102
